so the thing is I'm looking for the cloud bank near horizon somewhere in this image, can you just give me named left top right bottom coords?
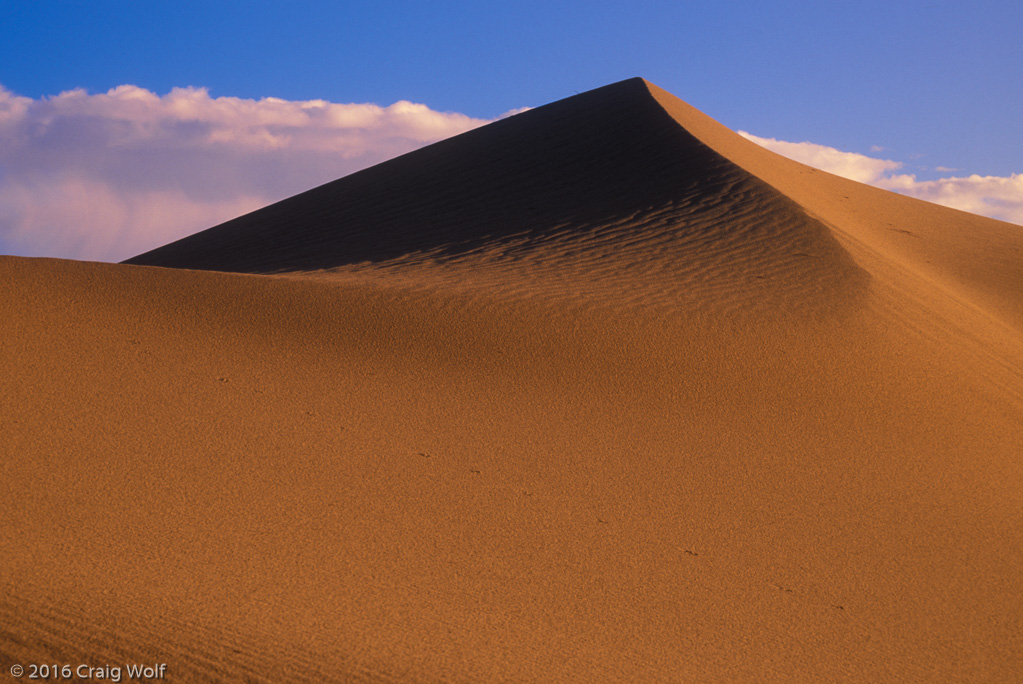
left=1, top=84, right=1019, bottom=263
left=738, top=132, right=1023, bottom=226
left=0, top=85, right=496, bottom=261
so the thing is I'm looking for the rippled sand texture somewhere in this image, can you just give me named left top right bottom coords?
left=3, top=79, right=1022, bottom=681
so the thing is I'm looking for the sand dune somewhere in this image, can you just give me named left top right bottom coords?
left=3, top=78, right=1022, bottom=681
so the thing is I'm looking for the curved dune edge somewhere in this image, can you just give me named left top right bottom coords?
left=643, top=80, right=1023, bottom=333
left=3, top=79, right=1023, bottom=681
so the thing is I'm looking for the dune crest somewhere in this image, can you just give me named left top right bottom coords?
left=4, top=79, right=1023, bottom=681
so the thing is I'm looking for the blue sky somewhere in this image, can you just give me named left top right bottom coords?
left=1, top=1, right=1021, bottom=259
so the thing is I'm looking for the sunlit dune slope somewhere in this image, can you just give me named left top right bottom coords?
left=643, top=81, right=1023, bottom=332
left=3, top=79, right=1023, bottom=681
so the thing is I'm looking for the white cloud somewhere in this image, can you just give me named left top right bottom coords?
left=497, top=106, right=533, bottom=119
left=877, top=173, right=1023, bottom=225
left=0, top=84, right=498, bottom=261
left=739, top=131, right=905, bottom=184
left=739, top=131, right=1023, bottom=226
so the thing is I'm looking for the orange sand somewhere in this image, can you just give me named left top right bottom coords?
left=2, top=79, right=1021, bottom=681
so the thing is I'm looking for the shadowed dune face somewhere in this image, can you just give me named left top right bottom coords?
left=126, top=78, right=870, bottom=319
left=4, top=79, right=1023, bottom=681
left=125, top=79, right=796, bottom=272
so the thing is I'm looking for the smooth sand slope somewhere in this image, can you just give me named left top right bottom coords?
left=3, top=78, right=1022, bottom=681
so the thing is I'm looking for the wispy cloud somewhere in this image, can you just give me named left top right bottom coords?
left=739, top=131, right=1023, bottom=226
left=0, top=85, right=499, bottom=261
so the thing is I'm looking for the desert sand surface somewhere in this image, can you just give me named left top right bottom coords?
left=3, top=78, right=1022, bottom=681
